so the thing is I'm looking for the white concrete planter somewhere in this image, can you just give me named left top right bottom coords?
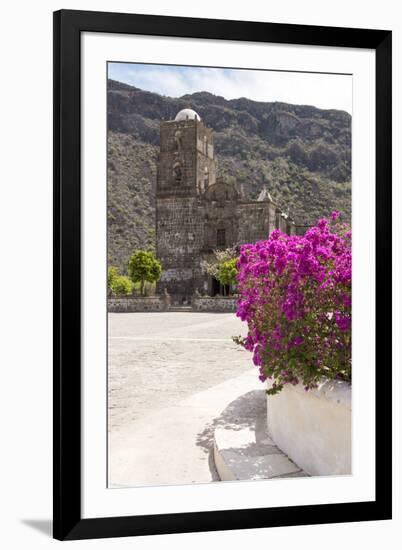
left=267, top=379, right=351, bottom=476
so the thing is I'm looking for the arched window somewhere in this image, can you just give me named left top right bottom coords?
left=173, top=162, right=182, bottom=184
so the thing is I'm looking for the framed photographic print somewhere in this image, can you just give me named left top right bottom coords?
left=53, top=9, right=392, bottom=541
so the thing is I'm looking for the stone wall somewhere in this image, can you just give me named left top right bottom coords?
left=108, top=296, right=169, bottom=313
left=109, top=295, right=237, bottom=313
left=191, top=295, right=238, bottom=313
left=156, top=195, right=203, bottom=300
left=237, top=201, right=273, bottom=243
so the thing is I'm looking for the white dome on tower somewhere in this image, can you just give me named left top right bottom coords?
left=174, top=108, right=201, bottom=122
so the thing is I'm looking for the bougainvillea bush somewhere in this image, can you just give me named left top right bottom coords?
left=235, top=212, right=351, bottom=395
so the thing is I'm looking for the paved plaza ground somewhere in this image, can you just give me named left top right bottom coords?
left=108, top=311, right=259, bottom=487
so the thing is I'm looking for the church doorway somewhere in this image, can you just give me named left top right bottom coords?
left=211, top=277, right=230, bottom=297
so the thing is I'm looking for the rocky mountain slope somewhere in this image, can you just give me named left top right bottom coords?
left=107, top=78, right=351, bottom=272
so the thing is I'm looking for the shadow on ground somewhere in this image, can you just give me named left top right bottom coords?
left=21, top=519, right=52, bottom=537
left=196, top=389, right=268, bottom=479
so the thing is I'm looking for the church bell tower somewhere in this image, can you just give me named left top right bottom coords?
left=156, top=109, right=216, bottom=301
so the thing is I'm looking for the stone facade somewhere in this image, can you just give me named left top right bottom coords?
left=156, top=109, right=296, bottom=302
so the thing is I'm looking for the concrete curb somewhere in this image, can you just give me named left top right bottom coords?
left=213, top=389, right=308, bottom=481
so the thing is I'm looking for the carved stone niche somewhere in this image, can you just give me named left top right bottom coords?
left=174, top=130, right=182, bottom=153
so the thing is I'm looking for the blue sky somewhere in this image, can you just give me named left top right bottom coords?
left=108, top=63, right=352, bottom=114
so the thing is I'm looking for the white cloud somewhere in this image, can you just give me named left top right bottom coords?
left=109, top=64, right=352, bottom=114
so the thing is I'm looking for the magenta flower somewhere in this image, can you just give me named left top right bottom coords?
left=235, top=214, right=352, bottom=394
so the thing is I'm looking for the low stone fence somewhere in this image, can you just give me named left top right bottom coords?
left=108, top=295, right=169, bottom=313
left=191, top=295, right=238, bottom=313
left=108, top=294, right=238, bottom=313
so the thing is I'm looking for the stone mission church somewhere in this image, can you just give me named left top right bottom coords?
left=156, top=108, right=296, bottom=302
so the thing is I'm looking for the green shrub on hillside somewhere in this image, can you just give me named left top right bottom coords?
left=108, top=266, right=133, bottom=296
left=111, top=275, right=133, bottom=296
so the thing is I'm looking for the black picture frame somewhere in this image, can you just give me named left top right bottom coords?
left=53, top=9, right=392, bottom=541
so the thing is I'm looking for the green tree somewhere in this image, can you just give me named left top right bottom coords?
left=217, top=258, right=238, bottom=292
left=128, top=250, right=162, bottom=296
